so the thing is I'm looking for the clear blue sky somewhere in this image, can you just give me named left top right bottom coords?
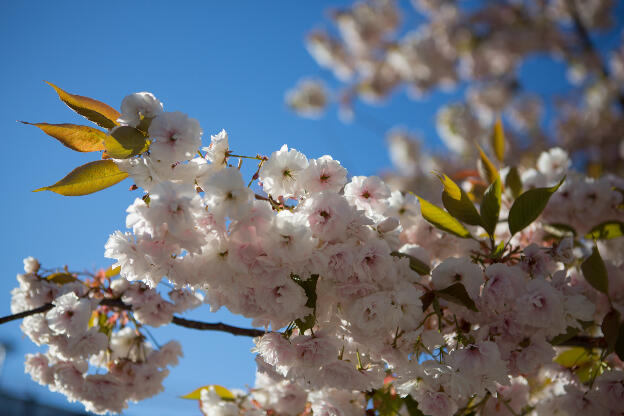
left=0, top=1, right=621, bottom=415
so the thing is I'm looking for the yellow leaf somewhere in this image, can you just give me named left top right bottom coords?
left=19, top=121, right=106, bottom=152
left=46, top=81, right=120, bottom=130
left=34, top=159, right=128, bottom=196
left=180, top=385, right=235, bottom=401
left=554, top=347, right=593, bottom=368
left=105, top=265, right=121, bottom=277
left=416, top=195, right=472, bottom=238
left=46, top=272, right=77, bottom=284
left=477, top=145, right=499, bottom=184
left=491, top=117, right=505, bottom=163
left=104, top=126, right=150, bottom=158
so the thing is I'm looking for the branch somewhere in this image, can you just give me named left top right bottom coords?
left=557, top=335, right=607, bottom=349
left=564, top=0, right=624, bottom=110
left=0, top=299, right=267, bottom=338
left=171, top=316, right=266, bottom=337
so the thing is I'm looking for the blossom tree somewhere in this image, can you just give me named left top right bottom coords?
left=2, top=1, right=624, bottom=415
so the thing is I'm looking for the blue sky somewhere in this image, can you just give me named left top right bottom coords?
left=0, top=1, right=621, bottom=415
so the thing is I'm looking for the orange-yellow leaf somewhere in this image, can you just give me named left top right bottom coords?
left=19, top=121, right=106, bottom=152
left=491, top=117, right=505, bottom=163
left=180, top=385, right=235, bottom=401
left=46, top=81, right=120, bottom=130
left=34, top=160, right=128, bottom=196
left=105, top=265, right=121, bottom=277
left=46, top=272, right=77, bottom=284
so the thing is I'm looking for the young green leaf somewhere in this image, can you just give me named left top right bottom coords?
left=390, top=251, right=431, bottom=275
left=34, top=159, right=128, bottom=196
left=180, top=385, right=235, bottom=401
left=491, top=116, right=505, bottom=163
left=585, top=221, right=624, bottom=240
left=104, top=126, right=150, bottom=158
left=581, top=245, right=609, bottom=294
left=436, top=283, right=478, bottom=312
left=415, top=196, right=472, bottom=239
left=549, top=326, right=580, bottom=346
left=436, top=173, right=483, bottom=226
left=505, top=166, right=522, bottom=199
left=543, top=223, right=577, bottom=238
left=46, top=81, right=120, bottom=130
left=480, top=176, right=501, bottom=237
left=19, top=122, right=106, bottom=152
left=477, top=145, right=499, bottom=184
left=508, top=177, right=565, bottom=236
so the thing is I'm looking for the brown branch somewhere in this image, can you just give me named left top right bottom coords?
left=171, top=316, right=266, bottom=337
left=0, top=299, right=267, bottom=338
left=565, top=0, right=624, bottom=110
left=557, top=335, right=608, bottom=349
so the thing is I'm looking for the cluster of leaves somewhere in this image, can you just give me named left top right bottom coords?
left=21, top=82, right=149, bottom=195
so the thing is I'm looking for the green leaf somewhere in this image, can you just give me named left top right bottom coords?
left=554, top=347, right=593, bottom=368
left=436, top=283, right=478, bottom=312
left=581, top=245, right=609, bottom=294
left=436, top=173, right=483, bottom=227
left=491, top=241, right=506, bottom=259
left=615, top=323, right=624, bottom=361
left=46, top=81, right=120, bottom=130
left=403, top=395, right=425, bottom=416
left=477, top=145, right=499, bottom=184
left=390, top=251, right=431, bottom=275
left=585, top=221, right=624, bottom=240
left=372, top=387, right=403, bottom=416
left=549, top=326, right=580, bottom=346
left=105, top=126, right=150, bottom=158
left=480, top=176, right=501, bottom=237
left=505, top=166, right=523, bottom=199
left=180, top=385, right=235, bottom=401
left=491, top=117, right=505, bottom=163
left=34, top=159, right=128, bottom=196
left=19, top=122, right=106, bottom=152
left=46, top=272, right=77, bottom=285
left=602, top=309, right=621, bottom=353
left=508, top=177, right=565, bottom=236
left=415, top=196, right=472, bottom=239
left=291, top=274, right=319, bottom=334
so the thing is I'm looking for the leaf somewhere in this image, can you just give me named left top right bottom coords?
left=46, top=81, right=120, bottom=130
left=180, top=385, right=235, bottom=401
left=19, top=122, right=106, bottom=152
left=403, top=395, right=425, bottom=416
left=505, top=166, right=522, bottom=199
left=436, top=173, right=483, bottom=227
left=436, top=283, right=478, bottom=312
left=104, top=126, right=150, bottom=158
left=415, top=196, right=472, bottom=239
left=585, top=221, right=624, bottom=240
left=602, top=309, right=621, bottom=353
left=480, top=176, right=501, bottom=237
left=34, top=159, right=128, bottom=196
left=491, top=116, right=505, bottom=163
left=105, top=265, right=121, bottom=278
left=491, top=241, right=505, bottom=259
left=391, top=251, right=431, bottom=275
left=46, top=272, right=77, bottom=285
left=549, top=326, right=580, bottom=346
left=615, top=323, right=624, bottom=361
left=554, top=347, right=593, bottom=368
left=508, top=177, right=565, bottom=236
left=581, top=245, right=609, bottom=294
left=477, top=145, right=498, bottom=184
left=292, top=274, right=319, bottom=334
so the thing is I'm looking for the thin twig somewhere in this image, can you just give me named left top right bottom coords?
left=0, top=299, right=267, bottom=338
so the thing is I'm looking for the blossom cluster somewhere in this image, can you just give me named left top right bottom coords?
left=289, top=0, right=624, bottom=176
left=12, top=91, right=624, bottom=415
